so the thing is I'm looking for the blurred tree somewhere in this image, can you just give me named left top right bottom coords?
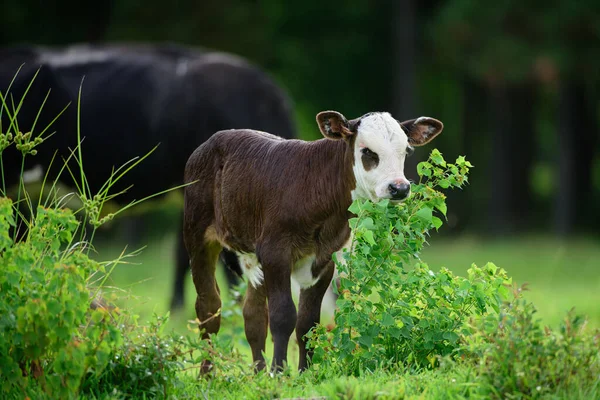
left=429, top=0, right=600, bottom=235
left=556, top=81, right=599, bottom=235
left=0, top=0, right=113, bottom=44
left=2, top=0, right=599, bottom=236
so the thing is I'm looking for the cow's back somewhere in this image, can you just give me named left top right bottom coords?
left=37, top=47, right=183, bottom=198
left=185, top=129, right=349, bottom=255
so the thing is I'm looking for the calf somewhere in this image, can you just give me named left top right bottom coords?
left=183, top=110, right=443, bottom=372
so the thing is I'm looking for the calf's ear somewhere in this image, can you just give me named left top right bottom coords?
left=399, top=117, right=444, bottom=146
left=316, top=111, right=355, bottom=140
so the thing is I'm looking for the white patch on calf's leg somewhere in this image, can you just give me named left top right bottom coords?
left=238, top=252, right=264, bottom=288
left=291, top=254, right=318, bottom=289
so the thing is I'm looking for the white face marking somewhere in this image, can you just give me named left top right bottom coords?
left=291, top=254, right=318, bottom=289
left=237, top=252, right=264, bottom=288
left=351, top=112, right=411, bottom=202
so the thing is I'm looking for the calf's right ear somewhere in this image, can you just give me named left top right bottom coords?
left=316, top=111, right=355, bottom=140
left=399, top=117, right=444, bottom=146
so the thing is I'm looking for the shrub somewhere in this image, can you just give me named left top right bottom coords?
left=0, top=198, right=122, bottom=398
left=460, top=285, right=600, bottom=399
left=81, top=315, right=187, bottom=398
left=305, top=150, right=510, bottom=373
left=0, top=70, right=195, bottom=399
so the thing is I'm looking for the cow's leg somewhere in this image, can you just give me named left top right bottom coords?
left=188, top=235, right=222, bottom=374
left=243, top=282, right=268, bottom=371
left=170, top=217, right=189, bottom=311
left=258, top=246, right=296, bottom=372
left=173, top=231, right=243, bottom=311
left=296, top=260, right=335, bottom=371
left=190, top=239, right=222, bottom=337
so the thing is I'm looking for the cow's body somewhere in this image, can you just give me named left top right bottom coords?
left=0, top=43, right=296, bottom=308
left=184, top=111, right=443, bottom=372
left=24, top=44, right=297, bottom=208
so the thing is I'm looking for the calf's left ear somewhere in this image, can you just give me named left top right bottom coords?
left=316, top=111, right=355, bottom=140
left=399, top=117, right=444, bottom=146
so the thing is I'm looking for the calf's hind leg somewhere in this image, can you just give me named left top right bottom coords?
left=190, top=239, right=223, bottom=338
left=185, top=225, right=223, bottom=373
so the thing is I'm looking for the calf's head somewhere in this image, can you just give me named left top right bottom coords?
left=317, top=110, right=443, bottom=202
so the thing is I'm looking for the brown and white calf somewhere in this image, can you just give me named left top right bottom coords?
left=183, top=110, right=443, bottom=372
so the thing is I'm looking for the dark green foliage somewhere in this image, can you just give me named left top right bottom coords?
left=0, top=199, right=123, bottom=399
left=461, top=287, right=600, bottom=399
left=307, top=150, right=493, bottom=373
left=0, top=79, right=204, bottom=399
left=82, top=315, right=186, bottom=398
left=430, top=1, right=600, bottom=83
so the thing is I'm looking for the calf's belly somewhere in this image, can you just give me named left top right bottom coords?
left=237, top=252, right=320, bottom=290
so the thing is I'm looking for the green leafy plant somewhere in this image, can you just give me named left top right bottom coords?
left=307, top=150, right=514, bottom=373
left=81, top=314, right=185, bottom=398
left=460, top=284, right=600, bottom=399
left=0, top=68, right=196, bottom=399
left=0, top=198, right=123, bottom=398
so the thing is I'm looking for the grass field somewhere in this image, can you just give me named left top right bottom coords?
left=90, top=222, right=600, bottom=399
left=99, top=227, right=600, bottom=332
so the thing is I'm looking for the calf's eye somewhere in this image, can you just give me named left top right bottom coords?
left=361, top=147, right=377, bottom=157
left=360, top=147, right=379, bottom=171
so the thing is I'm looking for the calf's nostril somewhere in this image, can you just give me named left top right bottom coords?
left=388, top=182, right=410, bottom=199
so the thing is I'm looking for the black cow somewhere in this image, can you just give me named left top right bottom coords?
left=0, top=42, right=297, bottom=310
left=0, top=47, right=74, bottom=189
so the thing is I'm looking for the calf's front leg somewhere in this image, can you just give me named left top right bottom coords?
left=243, top=282, right=268, bottom=372
left=295, top=259, right=335, bottom=371
left=258, top=245, right=296, bottom=372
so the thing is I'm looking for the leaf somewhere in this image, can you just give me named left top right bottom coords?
left=497, top=285, right=510, bottom=300
left=434, top=201, right=447, bottom=216
left=417, top=162, right=432, bottom=177
left=47, top=299, right=62, bottom=316
left=376, top=199, right=390, bottom=209
left=91, top=310, right=105, bottom=324
left=415, top=207, right=433, bottom=223
left=438, top=179, right=450, bottom=189
left=431, top=216, right=443, bottom=229
left=348, top=200, right=362, bottom=215
left=363, top=230, right=376, bottom=246
left=430, top=150, right=446, bottom=166
left=442, top=331, right=459, bottom=344
left=358, top=334, right=373, bottom=348
left=359, top=217, right=376, bottom=230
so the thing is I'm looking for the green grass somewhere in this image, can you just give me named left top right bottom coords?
left=421, top=234, right=600, bottom=328
left=89, top=223, right=600, bottom=399
left=168, top=367, right=600, bottom=400
left=98, top=228, right=600, bottom=333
